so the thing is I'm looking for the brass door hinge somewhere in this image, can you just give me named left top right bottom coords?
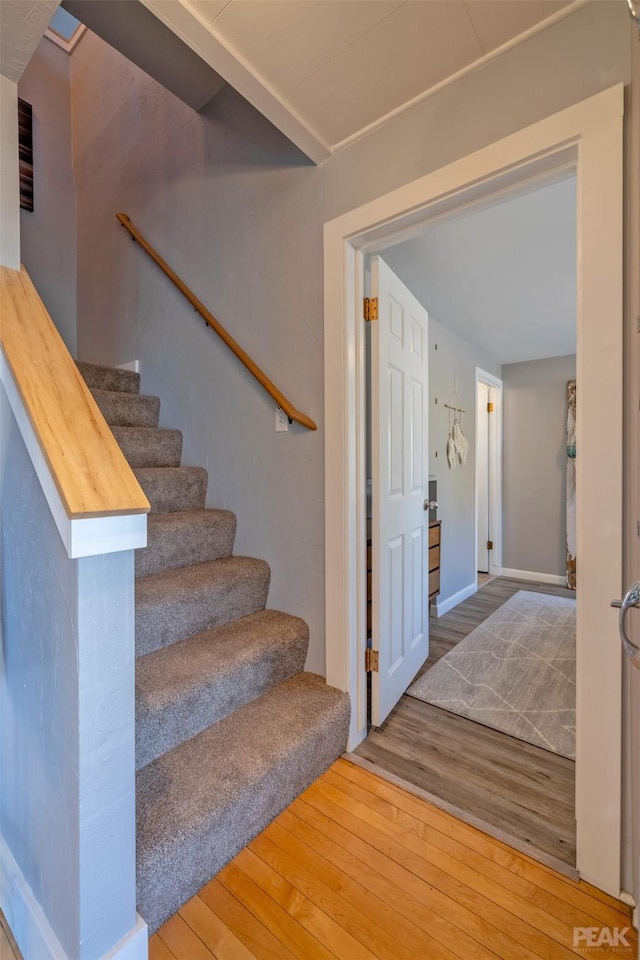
left=487, top=402, right=494, bottom=413
left=365, top=648, right=379, bottom=672
left=487, top=540, right=494, bottom=551
left=363, top=297, right=378, bottom=322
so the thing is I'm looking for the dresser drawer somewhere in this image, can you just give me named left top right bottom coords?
left=429, top=524, right=441, bottom=548
left=429, top=569, right=440, bottom=597
left=429, top=545, right=440, bottom=572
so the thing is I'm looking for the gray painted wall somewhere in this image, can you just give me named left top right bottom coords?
left=62, top=0, right=629, bottom=674
left=18, top=39, right=77, bottom=356
left=0, top=387, right=138, bottom=958
left=429, top=318, right=501, bottom=605
left=502, top=354, right=576, bottom=577
left=70, top=30, right=328, bottom=671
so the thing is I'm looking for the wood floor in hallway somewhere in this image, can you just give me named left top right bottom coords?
left=149, top=757, right=634, bottom=960
left=355, top=578, right=577, bottom=871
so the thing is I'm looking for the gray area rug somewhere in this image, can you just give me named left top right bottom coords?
left=407, top=590, right=576, bottom=759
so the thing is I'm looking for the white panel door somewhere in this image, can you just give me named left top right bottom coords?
left=476, top=381, right=490, bottom=573
left=371, top=256, right=429, bottom=725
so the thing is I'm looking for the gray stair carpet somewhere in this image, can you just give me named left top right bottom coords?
left=111, top=426, right=183, bottom=467
left=91, top=388, right=160, bottom=427
left=77, top=361, right=350, bottom=934
left=136, top=509, right=236, bottom=577
left=136, top=672, right=350, bottom=932
left=134, top=466, right=208, bottom=514
left=136, top=556, right=271, bottom=655
left=136, top=609, right=309, bottom=768
left=77, top=360, right=139, bottom=394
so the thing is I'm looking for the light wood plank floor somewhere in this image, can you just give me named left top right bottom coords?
left=150, top=758, right=635, bottom=960
left=0, top=912, right=20, bottom=960
left=355, top=578, right=577, bottom=870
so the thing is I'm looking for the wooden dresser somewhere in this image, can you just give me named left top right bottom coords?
left=367, top=518, right=441, bottom=636
left=428, top=520, right=442, bottom=602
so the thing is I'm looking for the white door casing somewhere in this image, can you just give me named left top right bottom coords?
left=370, top=257, right=430, bottom=725
left=477, top=381, right=490, bottom=574
left=476, top=368, right=503, bottom=579
left=324, top=85, right=624, bottom=896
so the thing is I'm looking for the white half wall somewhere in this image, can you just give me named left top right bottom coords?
left=0, top=382, right=146, bottom=959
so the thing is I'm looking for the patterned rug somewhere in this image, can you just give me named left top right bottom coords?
left=407, top=590, right=576, bottom=759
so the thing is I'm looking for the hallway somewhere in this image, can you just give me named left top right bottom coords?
left=356, top=578, right=577, bottom=870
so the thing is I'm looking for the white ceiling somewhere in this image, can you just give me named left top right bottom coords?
left=381, top=176, right=577, bottom=365
left=0, top=0, right=60, bottom=82
left=142, top=0, right=580, bottom=160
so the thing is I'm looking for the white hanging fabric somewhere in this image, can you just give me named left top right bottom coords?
left=446, top=432, right=456, bottom=468
left=445, top=373, right=468, bottom=468
left=446, top=405, right=456, bottom=468
left=453, top=417, right=469, bottom=465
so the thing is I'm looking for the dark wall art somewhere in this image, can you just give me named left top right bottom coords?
left=18, top=98, right=33, bottom=212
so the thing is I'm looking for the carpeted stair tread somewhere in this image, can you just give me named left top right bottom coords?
left=134, top=467, right=208, bottom=514
left=136, top=555, right=270, bottom=655
left=92, top=388, right=160, bottom=427
left=136, top=672, right=350, bottom=932
left=77, top=360, right=140, bottom=395
left=76, top=359, right=352, bottom=936
left=136, top=509, right=236, bottom=578
left=136, top=609, right=309, bottom=769
left=112, top=426, right=183, bottom=468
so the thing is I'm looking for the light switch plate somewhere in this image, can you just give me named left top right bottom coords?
left=275, top=406, right=289, bottom=432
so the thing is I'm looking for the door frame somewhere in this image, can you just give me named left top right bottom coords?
left=475, top=369, right=503, bottom=582
left=324, top=85, right=624, bottom=896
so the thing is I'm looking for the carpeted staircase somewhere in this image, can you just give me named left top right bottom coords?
left=77, top=361, right=350, bottom=933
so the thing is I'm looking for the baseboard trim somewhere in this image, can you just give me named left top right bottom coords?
left=117, top=360, right=140, bottom=374
left=102, top=915, right=148, bottom=960
left=1, top=837, right=148, bottom=960
left=501, top=568, right=567, bottom=587
left=435, top=582, right=477, bottom=617
left=1, top=836, right=67, bottom=960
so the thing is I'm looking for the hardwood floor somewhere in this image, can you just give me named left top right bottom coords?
left=149, top=758, right=635, bottom=960
left=355, top=578, right=577, bottom=870
left=0, top=912, right=20, bottom=960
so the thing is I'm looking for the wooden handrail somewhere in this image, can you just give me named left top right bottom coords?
left=116, top=213, right=317, bottom=431
left=1, top=265, right=150, bottom=519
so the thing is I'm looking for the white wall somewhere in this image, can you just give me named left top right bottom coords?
left=18, top=40, right=77, bottom=355
left=0, top=75, right=20, bottom=269
left=429, top=317, right=501, bottom=608
left=502, top=354, right=576, bottom=579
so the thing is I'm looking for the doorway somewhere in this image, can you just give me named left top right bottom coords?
left=476, top=369, right=502, bottom=584
left=360, top=184, right=576, bottom=870
left=324, top=86, right=624, bottom=895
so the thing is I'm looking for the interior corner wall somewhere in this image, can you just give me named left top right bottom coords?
left=502, top=354, right=576, bottom=578
left=428, top=317, right=500, bottom=607
left=18, top=39, right=77, bottom=356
